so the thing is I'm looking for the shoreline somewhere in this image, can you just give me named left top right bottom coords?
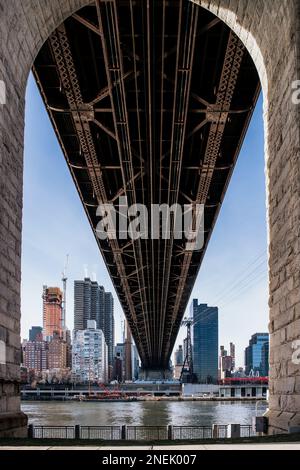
left=21, top=396, right=268, bottom=403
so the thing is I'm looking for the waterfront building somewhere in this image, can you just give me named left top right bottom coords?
left=244, top=333, right=269, bottom=376
left=23, top=339, right=48, bottom=372
left=192, top=300, right=218, bottom=384
left=48, top=333, right=67, bottom=370
left=74, top=278, right=114, bottom=378
left=72, top=320, right=108, bottom=383
left=43, top=286, right=63, bottom=340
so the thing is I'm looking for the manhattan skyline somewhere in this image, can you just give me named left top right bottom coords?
left=21, top=73, right=268, bottom=367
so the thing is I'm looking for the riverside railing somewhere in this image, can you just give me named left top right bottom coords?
left=28, top=424, right=256, bottom=441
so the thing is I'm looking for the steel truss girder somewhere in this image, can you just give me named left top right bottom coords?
left=96, top=0, right=152, bottom=365
left=158, top=0, right=199, bottom=365
left=48, top=23, right=144, bottom=351
left=164, top=32, right=245, bottom=360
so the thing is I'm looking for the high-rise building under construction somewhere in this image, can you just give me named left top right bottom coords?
left=42, top=286, right=63, bottom=340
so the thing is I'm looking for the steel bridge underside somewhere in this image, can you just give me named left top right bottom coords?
left=33, top=0, right=260, bottom=370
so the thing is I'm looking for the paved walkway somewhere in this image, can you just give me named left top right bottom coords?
left=1, top=443, right=300, bottom=450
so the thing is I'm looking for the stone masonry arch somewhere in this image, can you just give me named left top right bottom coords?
left=0, top=0, right=299, bottom=436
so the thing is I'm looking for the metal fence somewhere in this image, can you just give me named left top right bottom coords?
left=29, top=424, right=256, bottom=441
left=216, top=425, right=228, bottom=439
left=126, top=426, right=168, bottom=441
left=172, top=426, right=212, bottom=440
left=240, top=425, right=255, bottom=438
left=32, top=426, right=75, bottom=439
left=80, top=426, right=121, bottom=440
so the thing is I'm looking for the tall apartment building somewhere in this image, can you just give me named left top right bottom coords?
left=23, top=340, right=48, bottom=371
left=48, top=333, right=67, bottom=370
left=23, top=334, right=68, bottom=372
left=93, top=283, right=105, bottom=327
left=74, top=278, right=114, bottom=377
left=245, top=333, right=269, bottom=376
left=43, top=286, right=63, bottom=340
left=72, top=320, right=108, bottom=383
left=74, top=279, right=91, bottom=331
left=192, top=300, right=218, bottom=384
left=74, top=278, right=105, bottom=331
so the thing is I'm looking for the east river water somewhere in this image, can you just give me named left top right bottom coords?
left=22, top=400, right=268, bottom=427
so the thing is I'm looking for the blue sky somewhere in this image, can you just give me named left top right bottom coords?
left=22, top=74, right=268, bottom=367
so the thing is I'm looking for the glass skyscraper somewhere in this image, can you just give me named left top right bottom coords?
left=192, top=300, right=218, bottom=384
left=244, top=333, right=269, bottom=376
left=261, top=341, right=269, bottom=377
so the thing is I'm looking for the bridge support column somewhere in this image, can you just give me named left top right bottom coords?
left=0, top=0, right=93, bottom=438
left=0, top=383, right=27, bottom=437
left=263, top=2, right=300, bottom=435
left=190, top=0, right=300, bottom=435
left=139, top=369, right=173, bottom=382
left=0, top=1, right=28, bottom=433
